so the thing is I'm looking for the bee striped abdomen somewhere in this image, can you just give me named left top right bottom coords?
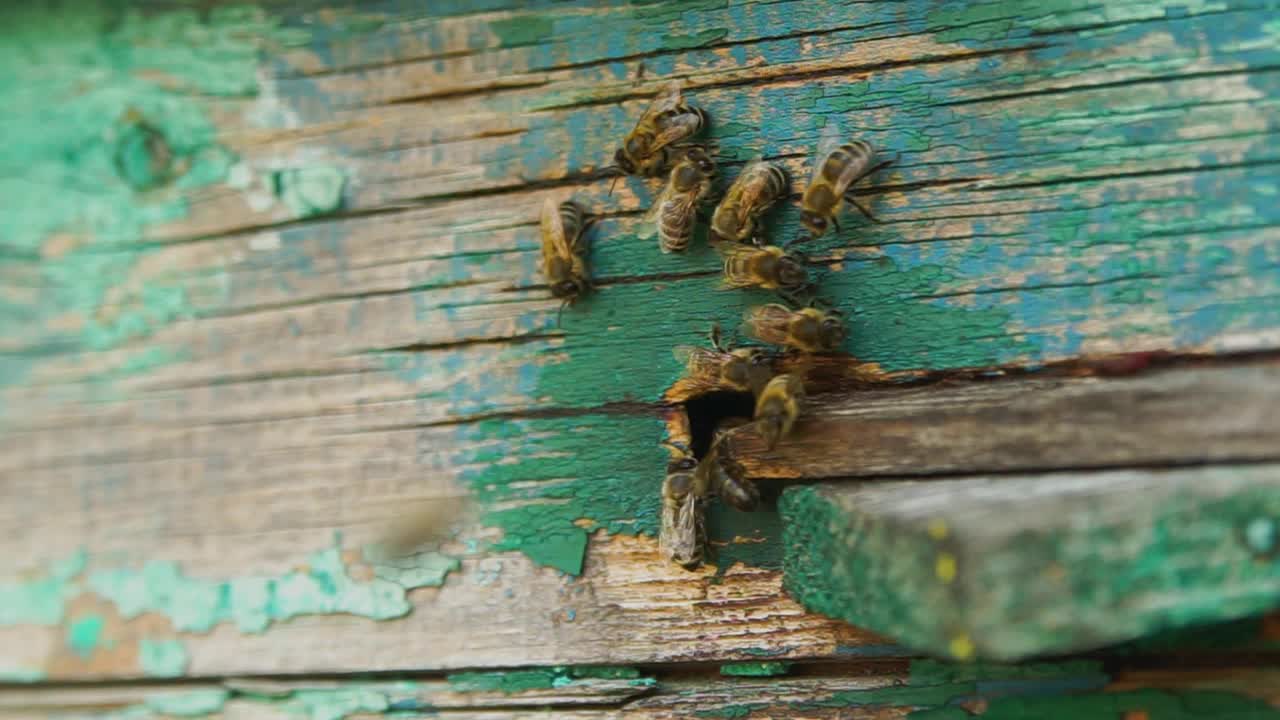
left=763, top=163, right=788, bottom=201
left=688, top=106, right=709, bottom=133
left=824, top=140, right=875, bottom=184
left=658, top=208, right=694, bottom=252
left=559, top=203, right=587, bottom=244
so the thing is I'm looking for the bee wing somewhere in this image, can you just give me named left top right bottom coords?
left=734, top=161, right=772, bottom=223
left=810, top=120, right=844, bottom=185
left=633, top=80, right=683, bottom=132
left=715, top=241, right=760, bottom=260
left=640, top=186, right=670, bottom=240
left=661, top=493, right=703, bottom=567
left=540, top=196, right=571, bottom=262
left=743, top=303, right=794, bottom=343
left=673, top=344, right=718, bottom=372
left=649, top=112, right=702, bottom=153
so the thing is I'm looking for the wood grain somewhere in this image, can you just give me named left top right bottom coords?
left=725, top=359, right=1280, bottom=480
left=2, top=0, right=1279, bottom=688
left=4, top=664, right=1279, bottom=719
left=781, top=463, right=1280, bottom=660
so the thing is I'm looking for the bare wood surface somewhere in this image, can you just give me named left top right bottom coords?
left=727, top=360, right=1280, bottom=479
left=3, top=0, right=1280, bottom=688
left=4, top=665, right=1280, bottom=719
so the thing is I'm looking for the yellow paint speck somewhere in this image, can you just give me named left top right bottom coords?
left=935, top=552, right=957, bottom=583
left=927, top=519, right=948, bottom=540
left=950, top=633, right=974, bottom=660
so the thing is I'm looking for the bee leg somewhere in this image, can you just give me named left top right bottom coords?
left=831, top=215, right=842, bottom=234
left=608, top=173, right=621, bottom=196
left=636, top=61, right=646, bottom=83
left=556, top=298, right=569, bottom=329
left=660, top=439, right=691, bottom=458
left=844, top=195, right=886, bottom=224
left=710, top=321, right=726, bottom=352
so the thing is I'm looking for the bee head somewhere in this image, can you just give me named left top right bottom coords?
left=614, top=148, right=636, bottom=175
left=552, top=279, right=582, bottom=298
left=683, top=147, right=715, bottom=175
left=778, top=256, right=809, bottom=288
left=800, top=210, right=828, bottom=235
left=820, top=315, right=848, bottom=350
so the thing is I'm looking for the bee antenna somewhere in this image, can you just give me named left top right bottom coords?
left=556, top=298, right=568, bottom=329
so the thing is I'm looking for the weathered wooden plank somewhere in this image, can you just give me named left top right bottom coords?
left=724, top=360, right=1280, bottom=479
left=4, top=662, right=1280, bottom=719
left=3, top=0, right=1280, bottom=685
left=780, top=463, right=1280, bottom=661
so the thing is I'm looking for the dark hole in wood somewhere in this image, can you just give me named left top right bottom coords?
left=684, top=390, right=756, bottom=460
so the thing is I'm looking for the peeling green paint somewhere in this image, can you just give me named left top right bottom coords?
left=139, top=637, right=189, bottom=678
left=0, top=2, right=309, bottom=407
left=66, top=613, right=106, bottom=658
left=286, top=687, right=398, bottom=720
left=720, top=661, right=793, bottom=677
left=144, top=689, right=231, bottom=717
left=273, top=166, right=347, bottom=218
left=0, top=667, right=46, bottom=683
left=447, top=665, right=649, bottom=693
left=696, top=657, right=1122, bottom=719
left=86, top=538, right=450, bottom=634
left=364, top=546, right=460, bottom=588
left=0, top=549, right=85, bottom=626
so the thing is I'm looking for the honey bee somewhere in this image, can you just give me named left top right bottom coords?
left=743, top=303, right=847, bottom=353
left=672, top=323, right=773, bottom=396
left=709, top=159, right=788, bottom=245
left=659, top=440, right=705, bottom=569
left=613, top=80, right=709, bottom=184
left=800, top=123, right=895, bottom=237
left=718, top=243, right=811, bottom=300
left=645, top=146, right=716, bottom=253
left=754, top=373, right=805, bottom=450
left=540, top=198, right=593, bottom=323
left=697, top=417, right=758, bottom=511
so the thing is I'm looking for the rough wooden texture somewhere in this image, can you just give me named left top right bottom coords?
left=4, top=662, right=1280, bottom=719
left=781, top=463, right=1280, bottom=661
left=724, top=360, right=1280, bottom=479
left=2, top=0, right=1279, bottom=698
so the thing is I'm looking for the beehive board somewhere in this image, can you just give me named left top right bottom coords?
left=3, top=1, right=1280, bottom=716
left=781, top=463, right=1280, bottom=662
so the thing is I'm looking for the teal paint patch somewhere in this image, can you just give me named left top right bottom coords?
left=720, top=660, right=792, bottom=676
left=0, top=549, right=86, bottom=626
left=144, top=689, right=231, bottom=717
left=86, top=538, right=441, bottom=634
left=490, top=14, right=555, bottom=48
left=138, top=637, right=189, bottom=678
left=66, top=613, right=106, bottom=658
left=663, top=27, right=729, bottom=50
left=448, top=665, right=649, bottom=693
left=364, top=546, right=461, bottom=588
left=273, top=166, right=347, bottom=217
left=0, top=3, right=310, bottom=407
left=698, top=657, right=1117, bottom=718
left=0, top=667, right=46, bottom=682
left=455, top=414, right=666, bottom=575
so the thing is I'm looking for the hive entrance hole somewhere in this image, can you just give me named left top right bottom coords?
left=684, top=391, right=756, bottom=459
